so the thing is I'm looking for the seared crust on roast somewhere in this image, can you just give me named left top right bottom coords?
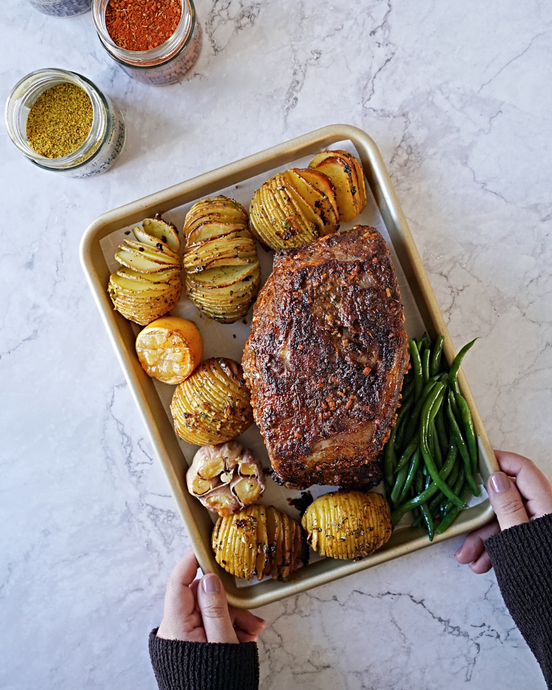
left=242, top=226, right=409, bottom=490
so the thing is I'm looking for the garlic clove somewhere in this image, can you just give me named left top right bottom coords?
left=197, top=453, right=225, bottom=480
left=239, top=462, right=258, bottom=476
left=232, top=477, right=264, bottom=504
left=201, top=485, right=241, bottom=517
left=219, top=471, right=234, bottom=484
left=192, top=475, right=212, bottom=496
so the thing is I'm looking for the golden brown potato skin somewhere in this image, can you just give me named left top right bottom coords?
left=302, top=490, right=393, bottom=559
left=242, top=226, right=409, bottom=490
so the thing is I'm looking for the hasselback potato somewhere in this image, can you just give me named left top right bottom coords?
left=308, top=150, right=367, bottom=223
left=249, top=168, right=339, bottom=250
left=301, top=491, right=393, bottom=559
left=212, top=504, right=307, bottom=580
left=108, top=215, right=182, bottom=326
left=170, top=358, right=253, bottom=445
left=182, top=196, right=260, bottom=323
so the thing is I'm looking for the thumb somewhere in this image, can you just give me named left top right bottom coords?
left=487, top=472, right=529, bottom=531
left=197, top=574, right=239, bottom=644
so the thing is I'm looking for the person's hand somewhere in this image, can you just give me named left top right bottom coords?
left=454, top=450, right=552, bottom=574
left=156, top=551, right=266, bottom=644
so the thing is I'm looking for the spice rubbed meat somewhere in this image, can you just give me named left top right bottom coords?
left=242, top=226, right=409, bottom=490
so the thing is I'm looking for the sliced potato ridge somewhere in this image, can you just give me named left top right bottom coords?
left=249, top=166, right=341, bottom=250
left=108, top=275, right=182, bottom=326
left=108, top=213, right=183, bottom=325
left=142, top=216, right=181, bottom=252
left=170, top=357, right=253, bottom=445
left=308, top=150, right=367, bottom=222
left=182, top=196, right=260, bottom=323
left=212, top=504, right=307, bottom=581
left=116, top=266, right=180, bottom=284
left=301, top=491, right=393, bottom=560
left=121, top=239, right=180, bottom=264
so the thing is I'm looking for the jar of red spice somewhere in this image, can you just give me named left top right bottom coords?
left=92, top=0, right=202, bottom=86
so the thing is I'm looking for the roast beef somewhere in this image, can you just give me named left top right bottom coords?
left=242, top=226, right=409, bottom=489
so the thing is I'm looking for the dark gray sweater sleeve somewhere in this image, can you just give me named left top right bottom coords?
left=485, top=512, right=552, bottom=688
left=149, top=630, right=260, bottom=690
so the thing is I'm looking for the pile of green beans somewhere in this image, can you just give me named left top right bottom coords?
left=384, top=334, right=480, bottom=540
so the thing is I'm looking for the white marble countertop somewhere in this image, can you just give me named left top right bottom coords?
left=1, top=1, right=551, bottom=688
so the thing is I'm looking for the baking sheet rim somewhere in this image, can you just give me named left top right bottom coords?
left=80, top=123, right=498, bottom=609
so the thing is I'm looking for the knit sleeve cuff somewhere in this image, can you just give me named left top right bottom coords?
left=484, top=512, right=552, bottom=686
left=485, top=511, right=552, bottom=569
left=148, top=629, right=259, bottom=690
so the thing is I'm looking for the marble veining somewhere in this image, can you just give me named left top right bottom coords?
left=1, top=0, right=551, bottom=688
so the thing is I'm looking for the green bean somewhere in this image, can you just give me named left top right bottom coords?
left=395, top=433, right=419, bottom=474
left=422, top=348, right=431, bottom=386
left=448, top=338, right=477, bottom=396
left=398, top=447, right=422, bottom=503
left=435, top=404, right=448, bottom=456
left=401, top=377, right=416, bottom=402
left=429, top=335, right=445, bottom=377
left=391, top=445, right=459, bottom=524
left=434, top=507, right=459, bottom=535
left=430, top=420, right=443, bottom=470
left=408, top=339, right=423, bottom=401
left=445, top=454, right=459, bottom=489
left=430, top=385, right=446, bottom=424
left=429, top=494, right=443, bottom=520
left=419, top=502, right=435, bottom=541
left=391, top=465, right=409, bottom=504
left=414, top=467, right=424, bottom=494
left=442, top=467, right=467, bottom=513
left=394, top=396, right=415, bottom=449
left=417, top=332, right=431, bottom=353
left=402, top=379, right=438, bottom=448
left=428, top=491, right=442, bottom=516
left=384, top=426, right=398, bottom=486
left=436, top=484, right=472, bottom=535
left=420, top=383, right=465, bottom=507
left=454, top=390, right=479, bottom=477
left=446, top=394, right=480, bottom=496
left=384, top=477, right=393, bottom=504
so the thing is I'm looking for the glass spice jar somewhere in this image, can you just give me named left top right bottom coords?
left=26, top=0, right=92, bottom=17
left=92, top=0, right=203, bottom=86
left=5, top=68, right=126, bottom=178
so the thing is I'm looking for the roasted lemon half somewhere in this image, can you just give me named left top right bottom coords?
left=135, top=316, right=203, bottom=385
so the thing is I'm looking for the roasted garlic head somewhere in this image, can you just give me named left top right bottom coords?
left=301, top=490, right=393, bottom=560
left=186, top=442, right=265, bottom=517
left=212, top=504, right=308, bottom=581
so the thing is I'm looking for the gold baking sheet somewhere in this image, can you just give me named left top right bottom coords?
left=80, top=124, right=498, bottom=608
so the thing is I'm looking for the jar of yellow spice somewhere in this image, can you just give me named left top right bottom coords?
left=5, top=68, right=126, bottom=178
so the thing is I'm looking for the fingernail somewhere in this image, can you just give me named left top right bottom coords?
left=254, top=615, right=265, bottom=623
left=202, top=574, right=220, bottom=594
left=454, top=548, right=461, bottom=558
left=490, top=472, right=511, bottom=493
